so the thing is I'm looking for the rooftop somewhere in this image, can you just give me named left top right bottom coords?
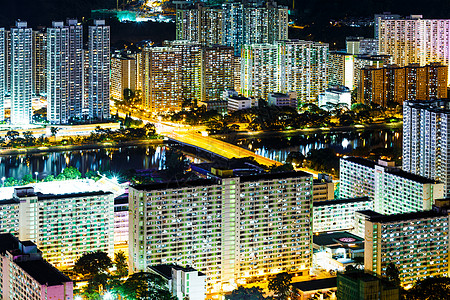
left=314, top=197, right=372, bottom=207
left=342, top=156, right=376, bottom=169
left=359, top=209, right=447, bottom=223
left=17, top=260, right=71, bottom=286
left=132, top=179, right=217, bottom=191
left=386, top=168, right=438, bottom=184
left=239, top=170, right=311, bottom=182
left=0, top=233, right=19, bottom=255
left=36, top=190, right=113, bottom=201
left=293, top=277, right=337, bottom=292
left=313, top=232, right=364, bottom=247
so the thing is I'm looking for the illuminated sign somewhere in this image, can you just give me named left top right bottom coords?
left=338, top=237, right=356, bottom=243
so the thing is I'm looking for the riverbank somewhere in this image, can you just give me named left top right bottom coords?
left=212, top=121, right=403, bottom=139
left=0, top=139, right=164, bottom=156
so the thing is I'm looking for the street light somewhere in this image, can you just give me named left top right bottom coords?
left=1, top=177, right=5, bottom=187
left=34, top=172, right=38, bottom=183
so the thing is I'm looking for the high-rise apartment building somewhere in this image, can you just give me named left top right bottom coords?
left=277, top=40, right=329, bottom=104
left=47, top=21, right=69, bottom=124
left=201, top=45, right=234, bottom=102
left=0, top=28, right=5, bottom=121
left=176, top=2, right=288, bottom=55
left=374, top=12, right=401, bottom=40
left=0, top=234, right=73, bottom=300
left=360, top=207, right=450, bottom=286
left=353, top=54, right=391, bottom=101
left=10, top=21, right=33, bottom=125
left=241, top=43, right=278, bottom=100
left=340, top=157, right=444, bottom=214
left=142, top=42, right=235, bottom=112
left=32, top=28, right=46, bottom=97
left=241, top=40, right=328, bottom=103
left=88, top=20, right=110, bottom=120
left=379, top=16, right=450, bottom=83
left=67, top=19, right=84, bottom=119
left=360, top=63, right=448, bottom=106
left=403, top=99, right=450, bottom=197
left=328, top=51, right=354, bottom=89
left=111, top=52, right=137, bottom=100
left=142, top=46, right=184, bottom=113
left=129, top=169, right=313, bottom=293
left=0, top=183, right=115, bottom=269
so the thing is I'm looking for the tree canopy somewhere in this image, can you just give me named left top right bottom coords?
left=225, top=286, right=267, bottom=300
left=73, top=251, right=113, bottom=280
left=121, top=272, right=176, bottom=300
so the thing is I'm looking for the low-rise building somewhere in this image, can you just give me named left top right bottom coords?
left=313, top=197, right=373, bottom=233
left=293, top=277, right=337, bottom=300
left=0, top=233, right=73, bottom=300
left=226, top=93, right=256, bottom=112
left=337, top=271, right=399, bottom=300
left=268, top=92, right=297, bottom=108
left=313, top=232, right=364, bottom=272
left=313, top=173, right=334, bottom=202
left=149, top=265, right=206, bottom=300
left=318, top=86, right=352, bottom=110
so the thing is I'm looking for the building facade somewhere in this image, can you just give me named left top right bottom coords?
left=337, top=271, right=399, bottom=300
left=328, top=51, right=354, bottom=90
left=176, top=2, right=288, bottom=55
left=359, top=63, right=448, bottom=106
left=129, top=171, right=313, bottom=293
left=340, top=157, right=444, bottom=214
left=88, top=20, right=110, bottom=120
left=379, top=16, right=450, bottom=83
left=313, top=197, right=373, bottom=233
left=47, top=21, right=70, bottom=124
left=111, top=53, right=137, bottom=100
left=0, top=234, right=73, bottom=300
left=0, top=28, right=4, bottom=121
left=32, top=28, right=46, bottom=97
left=403, top=99, right=450, bottom=198
left=360, top=209, right=450, bottom=286
left=10, top=21, right=33, bottom=125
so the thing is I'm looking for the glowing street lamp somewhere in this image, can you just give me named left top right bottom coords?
left=34, top=172, right=38, bottom=183
left=1, top=177, right=5, bottom=187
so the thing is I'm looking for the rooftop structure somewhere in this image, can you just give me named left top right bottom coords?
left=0, top=233, right=73, bottom=300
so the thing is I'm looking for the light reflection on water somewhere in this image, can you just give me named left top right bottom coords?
left=0, top=145, right=177, bottom=179
left=244, top=128, right=402, bottom=163
left=0, top=128, right=402, bottom=178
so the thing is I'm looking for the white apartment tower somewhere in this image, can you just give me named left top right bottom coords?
left=47, top=21, right=70, bottom=124
left=67, top=19, right=84, bottom=119
left=10, top=21, right=32, bottom=125
left=0, top=28, right=5, bottom=121
left=88, top=20, right=110, bottom=120
left=403, top=99, right=450, bottom=198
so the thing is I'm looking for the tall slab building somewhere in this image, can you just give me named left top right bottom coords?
left=47, top=21, right=70, bottom=124
left=88, top=20, right=110, bottom=120
left=403, top=99, right=450, bottom=198
left=67, top=19, right=84, bottom=119
left=10, top=21, right=32, bottom=125
left=0, top=28, right=5, bottom=122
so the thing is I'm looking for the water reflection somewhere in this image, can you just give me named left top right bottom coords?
left=0, top=145, right=180, bottom=179
left=243, top=128, right=402, bottom=163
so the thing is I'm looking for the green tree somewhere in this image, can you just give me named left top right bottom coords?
left=163, top=149, right=189, bottom=177
left=269, top=163, right=294, bottom=173
left=74, top=251, right=112, bottom=280
left=225, top=286, right=266, bottom=300
left=85, top=170, right=101, bottom=180
left=123, top=88, right=135, bottom=104
left=385, top=263, right=400, bottom=286
left=50, top=127, right=59, bottom=141
left=143, top=123, right=156, bottom=137
left=21, top=174, right=34, bottom=184
left=403, top=276, right=450, bottom=300
left=22, top=131, right=36, bottom=146
left=268, top=272, right=294, bottom=300
left=120, top=272, right=177, bottom=300
left=44, top=175, right=55, bottom=182
left=114, top=251, right=128, bottom=277
left=62, top=166, right=82, bottom=179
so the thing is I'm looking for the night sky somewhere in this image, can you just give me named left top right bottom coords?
left=0, top=0, right=448, bottom=28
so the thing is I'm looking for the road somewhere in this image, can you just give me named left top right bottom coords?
left=114, top=106, right=282, bottom=167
